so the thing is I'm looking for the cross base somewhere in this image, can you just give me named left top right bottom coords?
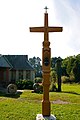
left=36, top=114, right=56, bottom=120
left=42, top=100, right=50, bottom=116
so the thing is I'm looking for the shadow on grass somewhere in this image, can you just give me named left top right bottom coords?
left=61, top=91, right=80, bottom=95
left=0, top=91, right=22, bottom=98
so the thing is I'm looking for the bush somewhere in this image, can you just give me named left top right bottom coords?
left=61, top=76, right=70, bottom=83
left=35, top=77, right=42, bottom=83
left=49, top=82, right=57, bottom=92
left=16, top=80, right=34, bottom=90
left=69, top=75, right=75, bottom=83
left=33, top=83, right=43, bottom=93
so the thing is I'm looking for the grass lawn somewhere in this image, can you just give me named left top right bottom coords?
left=0, top=84, right=80, bottom=120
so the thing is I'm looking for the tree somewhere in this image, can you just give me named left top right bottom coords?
left=29, top=57, right=42, bottom=77
left=50, top=68, right=57, bottom=83
left=56, top=57, right=62, bottom=92
left=62, top=56, right=76, bottom=77
left=72, top=59, right=80, bottom=83
left=51, top=57, right=58, bottom=68
left=62, top=55, right=80, bottom=83
left=67, top=56, right=75, bottom=75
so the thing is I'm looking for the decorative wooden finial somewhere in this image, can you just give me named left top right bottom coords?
left=44, top=6, right=48, bottom=13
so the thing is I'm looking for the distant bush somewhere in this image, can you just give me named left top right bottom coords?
left=69, top=75, right=75, bottom=83
left=49, top=82, right=57, bottom=92
left=35, top=77, right=42, bottom=83
left=61, top=76, right=75, bottom=84
left=16, top=80, right=34, bottom=90
left=61, top=76, right=70, bottom=83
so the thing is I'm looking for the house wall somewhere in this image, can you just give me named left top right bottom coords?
left=0, top=68, right=9, bottom=85
left=0, top=69, right=35, bottom=86
left=23, top=71, right=26, bottom=80
left=9, top=70, right=35, bottom=82
left=30, top=71, right=35, bottom=81
left=16, top=70, right=18, bottom=80
left=9, top=71, right=11, bottom=81
left=6, top=68, right=9, bottom=83
left=0, top=69, right=4, bottom=82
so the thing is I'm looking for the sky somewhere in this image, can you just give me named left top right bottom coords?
left=0, top=0, right=80, bottom=59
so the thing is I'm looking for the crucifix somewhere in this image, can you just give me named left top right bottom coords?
left=30, top=7, right=63, bottom=117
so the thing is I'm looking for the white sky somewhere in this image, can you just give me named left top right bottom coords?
left=0, top=0, right=80, bottom=59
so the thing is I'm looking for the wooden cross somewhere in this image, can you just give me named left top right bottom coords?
left=29, top=7, right=63, bottom=117
left=30, top=10, right=63, bottom=42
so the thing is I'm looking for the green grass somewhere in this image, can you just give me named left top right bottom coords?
left=0, top=84, right=80, bottom=120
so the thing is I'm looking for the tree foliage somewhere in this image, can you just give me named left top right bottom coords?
left=29, top=57, right=42, bottom=77
left=51, top=54, right=80, bottom=83
left=62, top=55, right=80, bottom=83
left=72, top=59, right=80, bottom=82
left=29, top=54, right=80, bottom=84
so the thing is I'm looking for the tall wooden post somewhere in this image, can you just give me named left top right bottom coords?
left=42, top=12, right=51, bottom=116
left=56, top=57, right=62, bottom=92
left=29, top=7, right=63, bottom=117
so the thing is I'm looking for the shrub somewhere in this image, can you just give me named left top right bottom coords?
left=35, top=77, right=42, bottom=83
left=61, top=76, right=70, bottom=83
left=69, top=75, right=75, bottom=83
left=49, top=82, right=57, bottom=92
left=16, top=80, right=34, bottom=90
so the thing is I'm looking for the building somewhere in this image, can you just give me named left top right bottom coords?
left=0, top=55, right=35, bottom=85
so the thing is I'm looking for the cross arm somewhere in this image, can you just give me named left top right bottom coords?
left=48, top=27, right=63, bottom=32
left=30, top=27, right=44, bottom=32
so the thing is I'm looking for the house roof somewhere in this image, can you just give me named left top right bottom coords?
left=0, top=55, right=11, bottom=68
left=4, top=55, right=34, bottom=70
